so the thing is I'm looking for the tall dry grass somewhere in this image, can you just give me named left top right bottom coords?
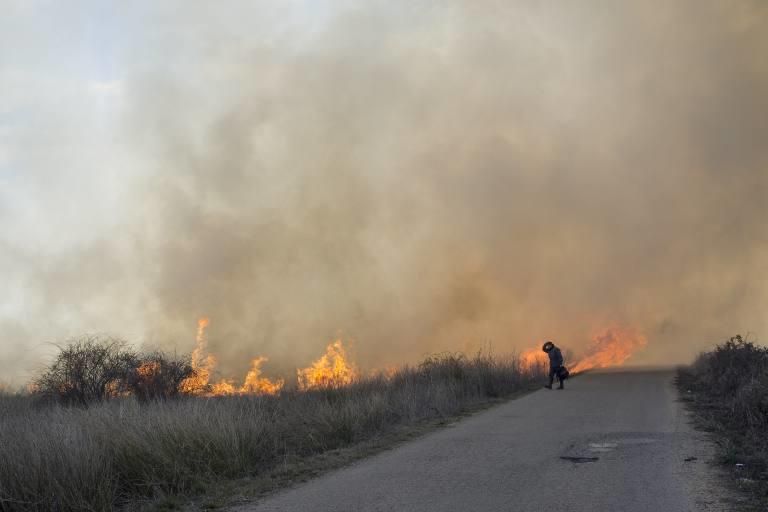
left=0, top=352, right=541, bottom=511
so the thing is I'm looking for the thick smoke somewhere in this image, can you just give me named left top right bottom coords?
left=3, top=0, right=768, bottom=383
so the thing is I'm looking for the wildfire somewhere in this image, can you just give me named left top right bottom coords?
left=240, top=357, right=285, bottom=395
left=136, top=361, right=161, bottom=378
left=179, top=317, right=216, bottom=394
left=174, top=318, right=648, bottom=395
left=518, top=327, right=647, bottom=375
left=519, top=346, right=548, bottom=370
left=210, top=380, right=237, bottom=395
left=180, top=319, right=358, bottom=395
left=180, top=317, right=284, bottom=396
left=570, top=327, right=647, bottom=373
left=297, top=339, right=358, bottom=390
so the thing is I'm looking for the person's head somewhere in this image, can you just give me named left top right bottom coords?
left=542, top=341, right=555, bottom=353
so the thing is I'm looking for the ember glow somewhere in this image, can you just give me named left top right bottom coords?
left=297, top=339, right=358, bottom=390
left=136, top=361, right=161, bottom=378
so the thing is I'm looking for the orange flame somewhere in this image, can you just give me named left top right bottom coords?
left=570, top=327, right=647, bottom=373
left=136, top=361, right=161, bottom=378
left=180, top=317, right=215, bottom=394
left=210, top=380, right=237, bottom=395
left=297, top=339, right=358, bottom=390
left=240, top=357, right=285, bottom=395
left=519, top=346, right=548, bottom=370
left=519, top=327, right=647, bottom=375
left=180, top=317, right=283, bottom=396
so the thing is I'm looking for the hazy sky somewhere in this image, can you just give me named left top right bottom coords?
left=1, top=0, right=767, bottom=385
left=1, top=0, right=339, bottom=381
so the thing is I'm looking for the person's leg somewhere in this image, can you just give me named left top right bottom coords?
left=557, top=369, right=564, bottom=389
left=545, top=367, right=555, bottom=389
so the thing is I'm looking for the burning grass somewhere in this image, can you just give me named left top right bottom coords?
left=180, top=318, right=285, bottom=397
left=297, top=339, right=358, bottom=390
left=519, top=326, right=648, bottom=375
left=0, top=351, right=542, bottom=511
left=678, top=335, right=768, bottom=504
left=570, top=327, right=647, bottom=373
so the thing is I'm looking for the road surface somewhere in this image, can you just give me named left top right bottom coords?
left=241, top=370, right=738, bottom=512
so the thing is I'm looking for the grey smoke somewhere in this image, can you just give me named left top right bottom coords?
left=2, top=0, right=767, bottom=383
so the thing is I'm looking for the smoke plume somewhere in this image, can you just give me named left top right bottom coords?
left=2, top=0, right=767, bottom=383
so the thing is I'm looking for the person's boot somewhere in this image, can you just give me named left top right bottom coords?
left=544, top=384, right=552, bottom=389
left=557, top=382, right=564, bottom=390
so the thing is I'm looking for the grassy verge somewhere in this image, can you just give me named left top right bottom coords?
left=180, top=386, right=538, bottom=512
left=677, top=335, right=768, bottom=506
left=0, top=352, right=542, bottom=511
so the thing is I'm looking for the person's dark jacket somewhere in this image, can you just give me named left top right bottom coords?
left=548, top=347, right=564, bottom=369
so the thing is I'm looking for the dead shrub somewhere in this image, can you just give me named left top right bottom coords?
left=34, top=336, right=137, bottom=406
left=34, top=337, right=197, bottom=406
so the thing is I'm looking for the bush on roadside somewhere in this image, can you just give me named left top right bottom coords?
left=34, top=336, right=197, bottom=406
left=678, top=334, right=768, bottom=499
left=34, top=336, right=138, bottom=406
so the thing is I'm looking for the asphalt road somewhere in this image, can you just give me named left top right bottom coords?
left=242, top=370, right=738, bottom=512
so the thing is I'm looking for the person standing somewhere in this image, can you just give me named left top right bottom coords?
left=542, top=341, right=565, bottom=390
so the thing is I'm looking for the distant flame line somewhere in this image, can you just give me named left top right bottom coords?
left=520, top=327, right=647, bottom=374
left=180, top=317, right=284, bottom=396
left=180, top=320, right=645, bottom=396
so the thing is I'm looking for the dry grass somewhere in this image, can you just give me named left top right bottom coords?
left=678, top=335, right=768, bottom=505
left=0, top=352, right=542, bottom=511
